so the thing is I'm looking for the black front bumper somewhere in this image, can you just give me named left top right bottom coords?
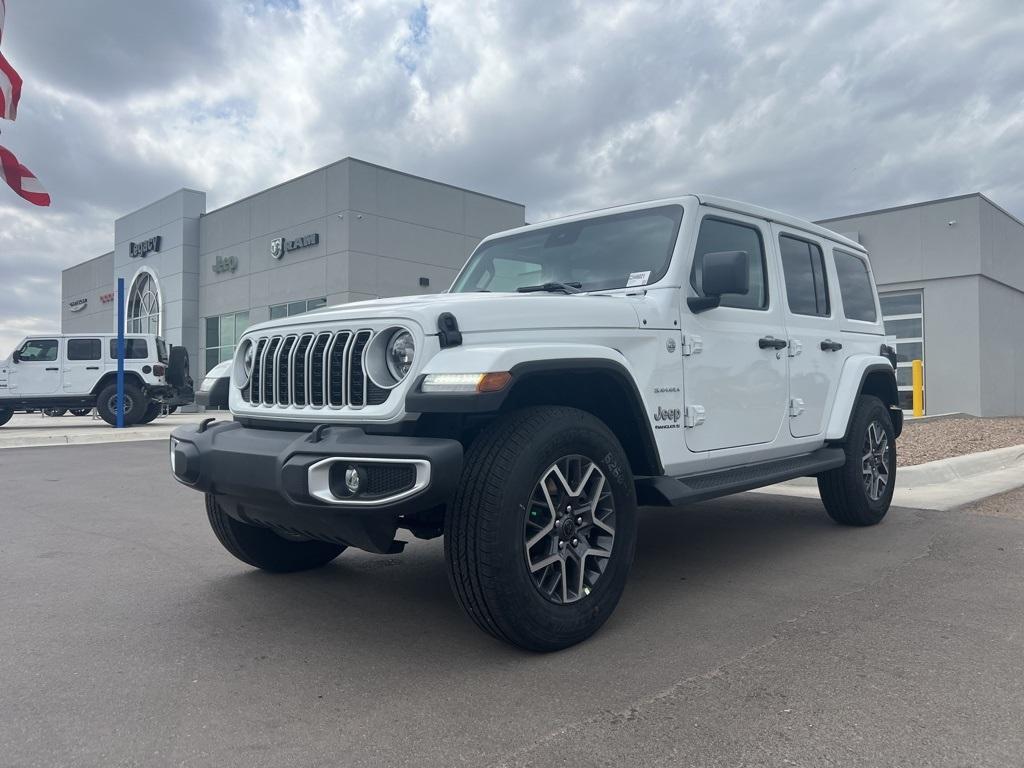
left=170, top=421, right=463, bottom=553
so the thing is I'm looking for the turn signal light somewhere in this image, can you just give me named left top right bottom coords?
left=421, top=372, right=512, bottom=393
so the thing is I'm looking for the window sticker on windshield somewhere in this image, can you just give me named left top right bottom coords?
left=626, top=270, right=651, bottom=287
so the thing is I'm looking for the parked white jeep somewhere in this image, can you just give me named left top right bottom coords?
left=0, top=333, right=194, bottom=427
left=171, top=195, right=902, bottom=651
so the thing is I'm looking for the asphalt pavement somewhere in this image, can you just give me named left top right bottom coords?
left=2, top=441, right=1023, bottom=767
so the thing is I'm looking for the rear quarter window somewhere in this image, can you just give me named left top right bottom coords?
left=109, top=338, right=149, bottom=359
left=833, top=250, right=878, bottom=322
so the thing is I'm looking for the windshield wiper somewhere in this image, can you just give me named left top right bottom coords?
left=516, top=281, right=582, bottom=295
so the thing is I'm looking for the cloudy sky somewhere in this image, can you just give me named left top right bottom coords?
left=0, top=0, right=1022, bottom=353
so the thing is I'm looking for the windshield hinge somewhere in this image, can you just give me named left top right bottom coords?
left=681, top=335, right=703, bottom=356
left=787, top=339, right=803, bottom=357
left=789, top=398, right=806, bottom=418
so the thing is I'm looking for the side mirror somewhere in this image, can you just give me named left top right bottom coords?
left=11, top=351, right=20, bottom=363
left=687, top=250, right=750, bottom=313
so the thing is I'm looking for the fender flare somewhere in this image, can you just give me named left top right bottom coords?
left=406, top=344, right=663, bottom=475
left=824, top=356, right=900, bottom=441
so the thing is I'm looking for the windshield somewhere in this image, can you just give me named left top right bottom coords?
left=451, top=205, right=683, bottom=293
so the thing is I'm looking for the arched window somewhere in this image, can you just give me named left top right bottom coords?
left=127, top=270, right=160, bottom=334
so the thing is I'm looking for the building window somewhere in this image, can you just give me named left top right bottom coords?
left=880, top=291, right=924, bottom=413
left=269, top=297, right=327, bottom=320
left=204, top=311, right=250, bottom=374
left=126, top=271, right=160, bottom=334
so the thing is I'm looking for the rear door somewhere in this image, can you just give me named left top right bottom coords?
left=12, top=338, right=62, bottom=395
left=63, top=338, right=104, bottom=394
left=772, top=226, right=843, bottom=438
left=682, top=211, right=789, bottom=452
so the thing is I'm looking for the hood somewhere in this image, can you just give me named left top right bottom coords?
left=246, top=292, right=643, bottom=336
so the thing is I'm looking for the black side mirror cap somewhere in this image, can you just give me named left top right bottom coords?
left=687, top=296, right=721, bottom=313
left=11, top=352, right=20, bottom=363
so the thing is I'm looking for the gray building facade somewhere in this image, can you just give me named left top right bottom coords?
left=819, top=193, right=1024, bottom=416
left=61, top=158, right=526, bottom=376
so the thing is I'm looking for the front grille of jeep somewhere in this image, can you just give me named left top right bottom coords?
left=242, top=329, right=391, bottom=409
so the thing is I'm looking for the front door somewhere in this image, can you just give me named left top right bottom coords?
left=12, top=338, right=62, bottom=395
left=682, top=212, right=789, bottom=452
left=773, top=226, right=844, bottom=438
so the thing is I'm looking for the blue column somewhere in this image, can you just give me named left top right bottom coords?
left=116, top=277, right=125, bottom=428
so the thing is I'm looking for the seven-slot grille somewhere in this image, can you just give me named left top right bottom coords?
left=242, top=329, right=391, bottom=408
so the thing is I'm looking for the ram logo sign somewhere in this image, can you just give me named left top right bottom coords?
left=270, top=233, right=319, bottom=260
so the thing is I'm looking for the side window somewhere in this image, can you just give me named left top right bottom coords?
left=690, top=217, right=768, bottom=310
left=18, top=339, right=59, bottom=362
left=834, top=250, right=878, bottom=322
left=779, top=235, right=829, bottom=316
left=109, top=339, right=149, bottom=359
left=67, top=338, right=101, bottom=361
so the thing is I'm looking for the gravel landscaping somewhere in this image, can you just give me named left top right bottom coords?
left=898, top=416, right=1024, bottom=466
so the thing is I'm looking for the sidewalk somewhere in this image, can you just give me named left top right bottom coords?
left=0, top=412, right=206, bottom=449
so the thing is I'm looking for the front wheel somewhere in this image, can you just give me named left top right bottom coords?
left=817, top=395, right=896, bottom=526
left=206, top=494, right=345, bottom=572
left=445, top=406, right=637, bottom=652
left=0, top=408, right=13, bottom=427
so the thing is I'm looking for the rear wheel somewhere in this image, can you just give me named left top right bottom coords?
left=43, top=408, right=67, bottom=417
left=0, top=408, right=13, bottom=427
left=445, top=406, right=637, bottom=651
left=206, top=494, right=345, bottom=572
left=96, top=382, right=146, bottom=426
left=817, top=395, right=896, bottom=526
left=137, top=401, right=162, bottom=424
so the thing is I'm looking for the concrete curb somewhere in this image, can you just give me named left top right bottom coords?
left=0, top=429, right=176, bottom=450
left=782, top=443, right=1024, bottom=489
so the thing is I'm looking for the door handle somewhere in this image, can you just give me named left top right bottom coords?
left=45, top=367, right=59, bottom=371
left=758, top=336, right=788, bottom=350
left=820, top=339, right=843, bottom=352
left=86, top=366, right=100, bottom=370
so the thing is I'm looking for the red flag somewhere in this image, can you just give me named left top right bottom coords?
left=0, top=49, right=20, bottom=120
left=0, top=144, right=50, bottom=206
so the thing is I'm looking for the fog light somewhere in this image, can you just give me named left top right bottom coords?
left=170, top=439, right=201, bottom=484
left=345, top=466, right=362, bottom=493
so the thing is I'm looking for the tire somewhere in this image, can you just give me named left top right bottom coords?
left=0, top=408, right=13, bottom=427
left=165, top=405, right=178, bottom=415
left=137, top=401, right=162, bottom=424
left=43, top=408, right=67, bottom=417
left=817, top=395, right=896, bottom=526
left=69, top=408, right=92, bottom=417
left=445, top=406, right=638, bottom=652
left=206, top=494, right=345, bottom=573
left=96, top=382, right=147, bottom=426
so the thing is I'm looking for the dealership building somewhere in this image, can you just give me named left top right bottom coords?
left=61, top=158, right=1024, bottom=416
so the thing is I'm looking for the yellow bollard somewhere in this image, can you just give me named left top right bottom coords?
left=912, top=359, right=924, bottom=417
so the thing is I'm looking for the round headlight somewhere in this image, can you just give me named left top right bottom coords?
left=386, top=330, right=415, bottom=380
left=237, top=340, right=254, bottom=387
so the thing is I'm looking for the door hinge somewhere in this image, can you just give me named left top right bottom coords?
left=681, top=335, right=703, bottom=356
left=787, top=339, right=803, bottom=357
left=683, top=404, right=705, bottom=428
left=789, top=398, right=805, bottom=417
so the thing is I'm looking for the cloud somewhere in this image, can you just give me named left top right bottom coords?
left=1, top=0, right=1023, bottom=354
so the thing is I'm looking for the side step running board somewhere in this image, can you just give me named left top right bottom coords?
left=635, top=447, right=845, bottom=507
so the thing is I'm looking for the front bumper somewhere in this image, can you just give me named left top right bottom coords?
left=170, top=421, right=463, bottom=553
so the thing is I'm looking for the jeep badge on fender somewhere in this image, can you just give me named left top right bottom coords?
left=170, top=194, right=901, bottom=652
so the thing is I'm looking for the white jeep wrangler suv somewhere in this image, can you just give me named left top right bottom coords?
left=171, top=195, right=902, bottom=651
left=0, top=334, right=194, bottom=427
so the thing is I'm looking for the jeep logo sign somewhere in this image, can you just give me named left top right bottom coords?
left=212, top=253, right=238, bottom=274
left=270, top=233, right=319, bottom=260
left=129, top=236, right=161, bottom=259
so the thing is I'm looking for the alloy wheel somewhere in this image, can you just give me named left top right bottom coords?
left=861, top=420, right=891, bottom=501
left=523, top=455, right=616, bottom=604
